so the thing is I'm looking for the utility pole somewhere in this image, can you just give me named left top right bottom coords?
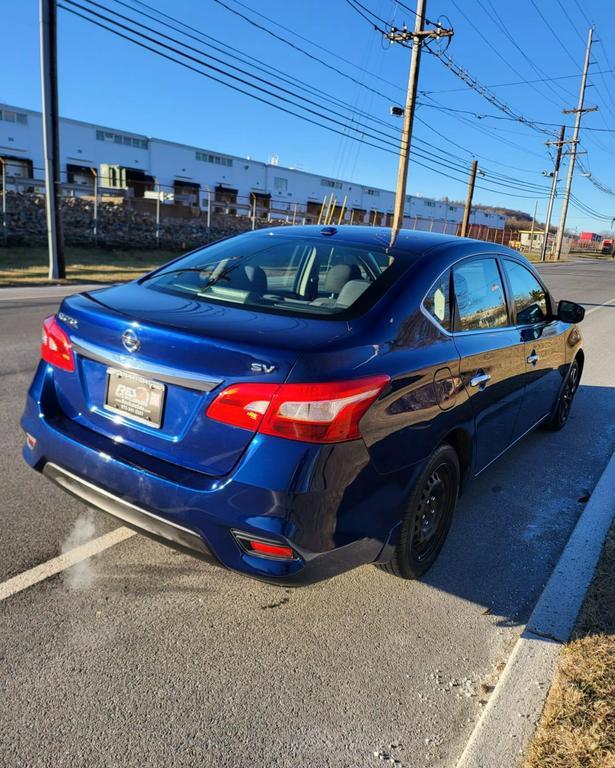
left=155, top=181, right=161, bottom=244
left=387, top=2, right=453, bottom=246
left=40, top=0, right=65, bottom=279
left=554, top=27, right=596, bottom=261
left=90, top=167, right=98, bottom=241
left=540, top=125, right=566, bottom=261
left=460, top=160, right=478, bottom=238
left=0, top=158, right=7, bottom=246
left=528, top=200, right=538, bottom=256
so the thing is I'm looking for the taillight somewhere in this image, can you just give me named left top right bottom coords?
left=207, top=375, right=389, bottom=444
left=206, top=382, right=279, bottom=431
left=41, top=315, right=75, bottom=372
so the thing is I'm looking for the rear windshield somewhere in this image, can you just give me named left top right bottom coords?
left=142, top=232, right=406, bottom=318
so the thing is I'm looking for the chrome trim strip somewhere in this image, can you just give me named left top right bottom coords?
left=43, top=462, right=213, bottom=558
left=71, top=336, right=222, bottom=392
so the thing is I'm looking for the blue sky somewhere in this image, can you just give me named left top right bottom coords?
left=2, top=0, right=615, bottom=231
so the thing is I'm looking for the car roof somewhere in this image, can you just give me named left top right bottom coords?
left=254, top=225, right=460, bottom=255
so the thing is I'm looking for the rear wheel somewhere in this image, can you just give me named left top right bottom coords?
left=377, top=444, right=460, bottom=580
left=543, top=359, right=580, bottom=432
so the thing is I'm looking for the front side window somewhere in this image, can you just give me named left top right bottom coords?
left=423, top=270, right=451, bottom=331
left=503, top=259, right=548, bottom=324
left=453, top=258, right=508, bottom=331
left=142, top=233, right=407, bottom=318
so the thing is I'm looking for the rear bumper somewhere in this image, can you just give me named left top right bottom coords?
left=42, top=461, right=219, bottom=565
left=22, top=362, right=420, bottom=585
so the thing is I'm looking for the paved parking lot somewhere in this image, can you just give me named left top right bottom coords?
left=1, top=259, right=614, bottom=768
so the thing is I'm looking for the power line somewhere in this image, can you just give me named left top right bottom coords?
left=555, top=0, right=585, bottom=45
left=421, top=68, right=615, bottom=95
left=211, top=0, right=403, bottom=107
left=61, top=1, right=402, bottom=154
left=528, top=0, right=581, bottom=71
left=558, top=0, right=615, bottom=126
left=72, top=0, right=407, bottom=151
left=416, top=55, right=556, bottom=136
left=417, top=100, right=615, bottom=133
left=217, top=0, right=406, bottom=93
left=344, top=0, right=392, bottom=28
left=577, top=160, right=615, bottom=197
left=475, top=0, right=577, bottom=104
left=58, top=0, right=550, bottom=201
left=82, top=0, right=553, bottom=193
left=414, top=114, right=544, bottom=175
left=569, top=192, right=614, bottom=222
left=450, top=0, right=572, bottom=109
left=105, top=0, right=401, bottom=138
left=346, top=0, right=559, bottom=137
left=82, top=0, right=548, bottom=193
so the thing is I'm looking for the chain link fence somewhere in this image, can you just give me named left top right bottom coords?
left=1, top=175, right=512, bottom=252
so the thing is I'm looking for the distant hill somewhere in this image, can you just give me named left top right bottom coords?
left=443, top=198, right=536, bottom=229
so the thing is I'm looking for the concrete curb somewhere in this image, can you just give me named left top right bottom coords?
left=456, top=448, right=615, bottom=768
left=0, top=284, right=105, bottom=301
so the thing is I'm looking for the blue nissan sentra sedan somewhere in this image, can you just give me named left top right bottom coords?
left=21, top=226, right=585, bottom=585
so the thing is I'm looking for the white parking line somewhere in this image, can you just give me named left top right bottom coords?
left=0, top=527, right=135, bottom=602
left=584, top=295, right=615, bottom=317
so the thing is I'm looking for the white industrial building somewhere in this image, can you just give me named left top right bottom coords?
left=0, top=103, right=505, bottom=231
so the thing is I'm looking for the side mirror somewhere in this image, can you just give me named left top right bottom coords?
left=557, top=299, right=585, bottom=324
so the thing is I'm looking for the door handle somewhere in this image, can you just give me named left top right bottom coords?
left=527, top=352, right=540, bottom=366
left=470, top=372, right=491, bottom=389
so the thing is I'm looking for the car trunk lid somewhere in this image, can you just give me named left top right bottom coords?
left=53, top=282, right=350, bottom=477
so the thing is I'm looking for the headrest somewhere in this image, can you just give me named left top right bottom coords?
left=336, top=279, right=370, bottom=307
left=323, top=263, right=361, bottom=294
left=227, top=264, right=268, bottom=293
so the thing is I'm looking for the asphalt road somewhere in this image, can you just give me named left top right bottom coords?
left=1, top=259, right=614, bottom=768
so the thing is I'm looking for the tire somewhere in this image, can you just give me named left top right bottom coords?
left=542, top=359, right=580, bottom=432
left=377, top=444, right=460, bottom=580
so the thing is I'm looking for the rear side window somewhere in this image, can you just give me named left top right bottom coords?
left=423, top=270, right=451, bottom=331
left=453, top=258, right=508, bottom=331
left=503, top=259, right=548, bottom=324
left=142, top=233, right=407, bottom=318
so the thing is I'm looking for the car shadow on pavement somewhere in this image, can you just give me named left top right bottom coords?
left=422, top=384, right=615, bottom=629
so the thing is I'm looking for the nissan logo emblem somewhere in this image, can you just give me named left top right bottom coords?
left=121, top=328, right=141, bottom=353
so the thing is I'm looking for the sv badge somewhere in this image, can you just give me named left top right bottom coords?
left=250, top=362, right=276, bottom=374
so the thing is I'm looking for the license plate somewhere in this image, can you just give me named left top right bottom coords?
left=104, top=368, right=166, bottom=428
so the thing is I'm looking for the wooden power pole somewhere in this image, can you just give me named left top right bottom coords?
left=540, top=125, right=566, bottom=262
left=460, top=160, right=478, bottom=238
left=388, top=3, right=453, bottom=246
left=40, top=0, right=65, bottom=279
left=554, top=27, right=595, bottom=261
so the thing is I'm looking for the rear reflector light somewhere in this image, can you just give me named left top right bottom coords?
left=41, top=315, right=75, bottom=372
left=233, top=532, right=296, bottom=560
left=25, top=433, right=37, bottom=450
left=207, top=375, right=389, bottom=444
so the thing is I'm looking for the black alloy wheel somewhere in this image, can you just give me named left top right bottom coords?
left=544, top=359, right=580, bottom=432
left=377, top=443, right=460, bottom=580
